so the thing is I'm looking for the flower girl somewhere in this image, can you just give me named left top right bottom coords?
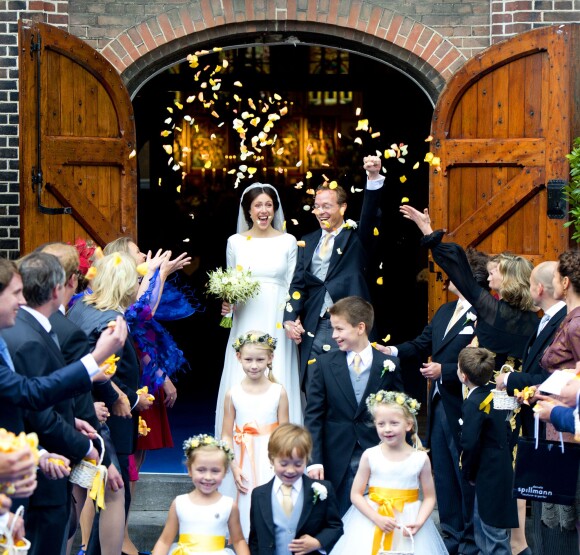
left=151, top=434, right=249, bottom=555
left=220, top=331, right=289, bottom=539
left=330, top=390, right=448, bottom=555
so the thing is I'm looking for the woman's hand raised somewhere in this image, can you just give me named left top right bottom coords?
left=399, top=205, right=434, bottom=236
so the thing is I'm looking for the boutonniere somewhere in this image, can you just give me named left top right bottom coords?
left=342, top=219, right=357, bottom=230
left=463, top=311, right=477, bottom=325
left=381, top=359, right=396, bottom=377
left=311, top=482, right=327, bottom=504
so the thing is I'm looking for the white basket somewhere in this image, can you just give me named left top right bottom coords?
left=377, top=525, right=414, bottom=554
left=0, top=506, right=30, bottom=555
left=69, top=434, right=105, bottom=489
left=492, top=389, right=519, bottom=411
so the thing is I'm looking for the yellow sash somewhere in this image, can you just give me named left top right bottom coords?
left=233, top=420, right=278, bottom=484
left=368, top=486, right=419, bottom=554
left=172, top=534, right=226, bottom=553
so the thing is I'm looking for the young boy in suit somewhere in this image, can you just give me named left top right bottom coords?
left=249, top=424, right=343, bottom=555
left=304, top=296, right=403, bottom=514
left=458, top=347, right=518, bottom=555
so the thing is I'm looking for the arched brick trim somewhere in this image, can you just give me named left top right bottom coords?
left=99, top=1, right=465, bottom=100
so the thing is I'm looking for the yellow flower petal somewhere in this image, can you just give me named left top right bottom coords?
left=234, top=81, right=243, bottom=87
left=413, top=162, right=420, bottom=169
left=204, top=160, right=212, bottom=169
left=305, top=171, right=313, bottom=179
left=425, top=135, right=433, bottom=142
left=136, top=262, right=148, bottom=276
left=276, top=322, right=282, bottom=329
left=246, top=235, right=252, bottom=241
left=376, top=277, right=383, bottom=285
left=329, top=181, right=338, bottom=189
left=424, top=152, right=434, bottom=163
left=163, top=145, right=173, bottom=155
left=382, top=334, right=391, bottom=343
left=400, top=175, right=407, bottom=183
left=292, top=291, right=301, bottom=300
left=431, top=156, right=441, bottom=167
left=113, top=253, right=122, bottom=266
left=373, top=227, right=379, bottom=236
left=401, top=197, right=410, bottom=203
left=85, top=266, right=97, bottom=280
left=308, top=358, right=317, bottom=365
left=297, top=240, right=306, bottom=247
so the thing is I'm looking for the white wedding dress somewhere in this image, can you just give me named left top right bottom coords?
left=215, top=232, right=302, bottom=436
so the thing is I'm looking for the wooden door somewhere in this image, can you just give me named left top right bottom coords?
left=19, top=21, right=137, bottom=253
left=428, top=24, right=580, bottom=316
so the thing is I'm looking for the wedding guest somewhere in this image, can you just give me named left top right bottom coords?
left=400, top=205, right=538, bottom=374
left=216, top=183, right=300, bottom=438
left=375, top=248, right=490, bottom=555
left=249, top=424, right=343, bottom=554
left=0, top=253, right=122, bottom=555
left=536, top=250, right=580, bottom=552
left=0, top=258, right=123, bottom=435
left=458, top=347, right=518, bottom=555
left=103, top=237, right=192, bottom=555
left=304, top=296, right=402, bottom=514
left=68, top=252, right=153, bottom=555
left=284, top=156, right=384, bottom=390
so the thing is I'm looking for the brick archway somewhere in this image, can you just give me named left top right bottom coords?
left=100, top=1, right=466, bottom=100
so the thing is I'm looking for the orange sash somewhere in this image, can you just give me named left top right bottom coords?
left=368, top=486, right=419, bottom=554
left=234, top=421, right=278, bottom=484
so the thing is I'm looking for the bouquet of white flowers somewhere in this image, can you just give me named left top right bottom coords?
left=206, top=265, right=261, bottom=328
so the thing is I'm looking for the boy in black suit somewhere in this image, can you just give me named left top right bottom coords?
left=458, top=347, right=518, bottom=555
left=304, top=296, right=403, bottom=514
left=249, top=424, right=343, bottom=555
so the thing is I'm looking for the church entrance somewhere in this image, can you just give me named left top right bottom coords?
left=130, top=43, right=434, bottom=470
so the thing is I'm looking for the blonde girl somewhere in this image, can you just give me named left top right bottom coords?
left=330, top=391, right=447, bottom=555
left=221, top=331, right=289, bottom=539
left=152, top=435, right=248, bottom=555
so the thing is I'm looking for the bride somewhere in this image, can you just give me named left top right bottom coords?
left=215, top=183, right=302, bottom=435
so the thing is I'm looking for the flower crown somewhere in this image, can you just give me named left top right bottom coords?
left=182, top=434, right=234, bottom=462
left=366, top=390, right=421, bottom=416
left=232, top=332, right=277, bottom=352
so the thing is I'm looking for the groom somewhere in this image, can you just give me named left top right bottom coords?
left=284, top=155, right=384, bottom=390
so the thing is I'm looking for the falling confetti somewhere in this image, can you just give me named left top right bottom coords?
left=376, top=277, right=384, bottom=285
left=400, top=176, right=407, bottom=183
left=401, top=197, right=410, bottom=203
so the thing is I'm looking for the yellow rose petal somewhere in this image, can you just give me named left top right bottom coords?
left=297, top=240, right=306, bottom=247
left=413, top=162, right=420, bottom=169
left=136, top=262, right=148, bottom=276
left=308, top=358, right=317, bottom=365
left=376, top=277, right=384, bottom=285
left=246, top=235, right=252, bottom=241
left=276, top=322, right=282, bottom=329
left=400, top=175, right=407, bottom=183
left=425, top=135, right=433, bottom=142
left=401, top=197, right=410, bottom=203
left=424, top=152, right=434, bottom=163
left=292, top=291, right=301, bottom=300
left=85, top=266, right=97, bottom=280
left=373, top=227, right=379, bottom=236
left=382, top=334, right=391, bottom=343
left=305, top=171, right=313, bottom=179
left=329, top=181, right=338, bottom=189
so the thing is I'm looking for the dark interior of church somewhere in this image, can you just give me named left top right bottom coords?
left=131, top=44, right=434, bottom=469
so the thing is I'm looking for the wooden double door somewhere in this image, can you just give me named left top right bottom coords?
left=18, top=22, right=579, bottom=316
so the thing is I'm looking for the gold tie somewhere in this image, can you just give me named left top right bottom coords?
left=319, top=233, right=332, bottom=261
left=281, top=484, right=293, bottom=516
left=353, top=353, right=362, bottom=374
left=445, top=300, right=463, bottom=335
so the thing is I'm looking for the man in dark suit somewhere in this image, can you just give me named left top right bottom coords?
left=496, top=261, right=566, bottom=433
left=378, top=250, right=489, bottom=555
left=0, top=257, right=125, bottom=478
left=304, top=297, right=403, bottom=515
left=1, top=252, right=125, bottom=555
left=495, top=260, right=568, bottom=555
left=284, top=155, right=383, bottom=389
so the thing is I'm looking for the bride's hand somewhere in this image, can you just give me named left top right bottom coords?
left=399, top=205, right=434, bottom=235
left=221, top=301, right=233, bottom=316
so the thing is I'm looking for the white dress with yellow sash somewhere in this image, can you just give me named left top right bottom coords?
left=330, top=447, right=448, bottom=555
left=169, top=494, right=235, bottom=555
left=220, top=382, right=282, bottom=539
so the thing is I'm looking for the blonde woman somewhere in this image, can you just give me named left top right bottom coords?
left=68, top=252, right=153, bottom=555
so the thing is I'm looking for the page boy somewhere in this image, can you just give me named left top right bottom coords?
left=304, top=296, right=403, bottom=514
left=457, top=347, right=518, bottom=555
left=249, top=424, right=343, bottom=555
